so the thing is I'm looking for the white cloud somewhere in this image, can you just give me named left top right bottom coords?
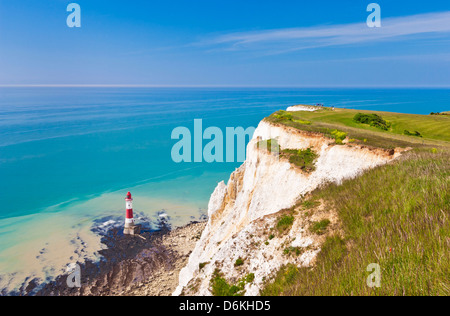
left=200, top=11, right=450, bottom=54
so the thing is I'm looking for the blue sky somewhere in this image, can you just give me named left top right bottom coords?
left=0, top=0, right=449, bottom=87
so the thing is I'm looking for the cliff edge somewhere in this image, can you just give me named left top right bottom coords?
left=174, top=119, right=403, bottom=296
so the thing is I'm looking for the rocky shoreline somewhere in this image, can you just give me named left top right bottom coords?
left=32, top=221, right=206, bottom=296
left=121, top=222, right=206, bottom=296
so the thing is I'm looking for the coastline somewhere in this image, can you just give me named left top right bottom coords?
left=121, top=222, right=206, bottom=296
left=18, top=220, right=206, bottom=296
left=0, top=178, right=212, bottom=295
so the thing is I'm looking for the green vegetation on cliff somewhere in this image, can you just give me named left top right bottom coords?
left=262, top=148, right=449, bottom=296
left=261, top=107, right=450, bottom=296
left=281, top=148, right=318, bottom=171
left=266, top=107, right=450, bottom=149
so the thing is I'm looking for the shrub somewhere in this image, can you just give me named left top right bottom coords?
left=274, top=111, right=293, bottom=121
left=430, top=112, right=449, bottom=116
left=245, top=273, right=255, bottom=283
left=353, top=113, right=391, bottom=131
left=282, top=147, right=318, bottom=171
left=234, top=258, right=244, bottom=267
left=331, top=130, right=348, bottom=144
left=404, top=130, right=422, bottom=137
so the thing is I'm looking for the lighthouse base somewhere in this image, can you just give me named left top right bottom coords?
left=123, top=225, right=141, bottom=236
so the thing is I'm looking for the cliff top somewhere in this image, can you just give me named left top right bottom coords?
left=265, top=106, right=450, bottom=150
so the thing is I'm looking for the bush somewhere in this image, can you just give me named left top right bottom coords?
left=234, top=258, right=244, bottom=267
left=404, top=130, right=422, bottom=137
left=331, top=130, right=348, bottom=144
left=245, top=273, right=255, bottom=283
left=430, top=112, right=449, bottom=116
left=353, top=113, right=391, bottom=131
left=274, top=111, right=293, bottom=121
left=282, top=147, right=318, bottom=171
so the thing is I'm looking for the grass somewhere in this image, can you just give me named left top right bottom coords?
left=210, top=269, right=244, bottom=296
left=276, top=215, right=295, bottom=234
left=262, top=149, right=450, bottom=296
left=302, top=200, right=320, bottom=209
left=210, top=269, right=255, bottom=296
left=265, top=107, right=450, bottom=149
left=260, top=264, right=300, bottom=295
left=281, top=148, right=318, bottom=171
left=293, top=119, right=312, bottom=125
left=257, top=138, right=280, bottom=154
left=260, top=107, right=450, bottom=296
left=309, top=219, right=331, bottom=235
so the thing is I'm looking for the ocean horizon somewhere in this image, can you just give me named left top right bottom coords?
left=0, top=87, right=449, bottom=293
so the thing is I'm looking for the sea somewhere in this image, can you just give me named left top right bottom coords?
left=0, top=87, right=449, bottom=293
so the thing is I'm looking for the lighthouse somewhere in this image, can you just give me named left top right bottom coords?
left=123, top=192, right=140, bottom=235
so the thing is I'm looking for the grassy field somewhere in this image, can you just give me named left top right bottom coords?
left=265, top=107, right=450, bottom=149
left=261, top=107, right=450, bottom=296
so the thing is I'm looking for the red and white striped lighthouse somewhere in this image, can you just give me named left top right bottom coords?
left=123, top=192, right=140, bottom=235
left=125, top=192, right=134, bottom=227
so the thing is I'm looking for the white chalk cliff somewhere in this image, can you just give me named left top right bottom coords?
left=174, top=120, right=401, bottom=296
left=286, top=105, right=319, bottom=112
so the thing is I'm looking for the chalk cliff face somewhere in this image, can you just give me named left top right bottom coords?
left=174, top=120, right=400, bottom=296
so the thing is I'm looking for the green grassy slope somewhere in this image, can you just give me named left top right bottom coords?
left=265, top=107, right=450, bottom=149
left=261, top=107, right=450, bottom=296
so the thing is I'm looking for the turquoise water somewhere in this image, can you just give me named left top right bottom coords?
left=0, top=87, right=449, bottom=291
